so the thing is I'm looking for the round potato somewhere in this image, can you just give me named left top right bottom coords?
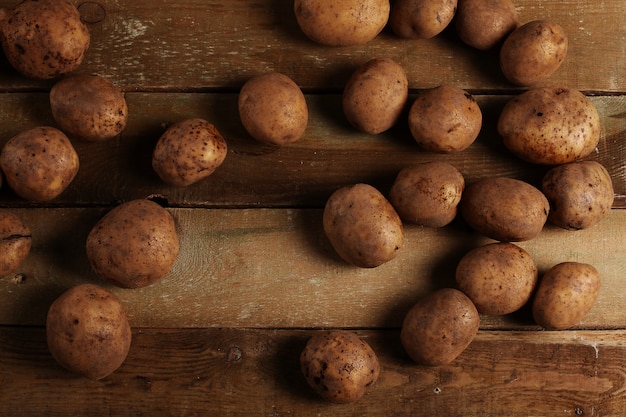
left=456, top=242, right=538, bottom=315
left=532, top=262, right=601, bottom=330
left=455, top=0, right=519, bottom=50
left=542, top=161, right=614, bottom=230
left=0, top=0, right=90, bottom=79
left=300, top=330, right=380, bottom=403
left=498, top=87, right=600, bottom=165
left=391, top=0, right=457, bottom=39
left=50, top=74, right=128, bottom=142
left=389, top=162, right=465, bottom=227
left=0, top=126, right=79, bottom=202
left=238, top=72, right=308, bottom=146
left=343, top=58, right=408, bottom=134
left=294, top=0, right=389, bottom=46
left=323, top=183, right=403, bottom=268
left=46, top=284, right=131, bottom=380
left=408, top=86, right=482, bottom=153
left=401, top=288, right=479, bottom=366
left=86, top=199, right=180, bottom=289
left=460, top=177, right=549, bottom=242
left=0, top=210, right=32, bottom=277
left=152, top=118, right=228, bottom=187
left=500, top=20, right=568, bottom=86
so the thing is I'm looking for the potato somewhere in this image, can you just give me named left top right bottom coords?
left=408, top=85, right=482, bottom=153
left=401, top=288, right=479, bottom=366
left=460, top=177, right=549, bottom=242
left=498, top=87, right=600, bottom=165
left=0, top=126, right=79, bottom=202
left=542, top=161, right=614, bottom=230
left=0, top=210, right=31, bottom=277
left=343, top=58, right=408, bottom=134
left=238, top=72, right=308, bottom=146
left=389, top=162, right=465, bottom=227
left=152, top=118, right=228, bottom=187
left=532, top=262, right=601, bottom=330
left=0, top=0, right=90, bottom=79
left=323, top=183, right=404, bottom=268
left=86, top=199, right=180, bottom=289
left=456, top=242, right=538, bottom=315
left=455, top=0, right=519, bottom=50
left=500, top=20, right=568, bottom=86
left=50, top=74, right=128, bottom=142
left=294, top=0, right=389, bottom=46
left=390, top=0, right=457, bottom=39
left=300, top=330, right=380, bottom=403
left=46, top=284, right=131, bottom=380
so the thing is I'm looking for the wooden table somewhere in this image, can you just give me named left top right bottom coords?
left=0, top=1, right=624, bottom=415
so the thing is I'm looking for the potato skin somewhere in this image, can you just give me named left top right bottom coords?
left=498, top=87, right=600, bottom=165
left=456, top=243, right=538, bottom=315
left=542, top=161, right=614, bottom=230
left=455, top=0, right=519, bottom=50
left=391, top=0, right=458, bottom=39
left=86, top=199, right=180, bottom=289
left=46, top=284, right=132, bottom=380
left=300, top=330, right=380, bottom=403
left=0, top=210, right=31, bottom=277
left=343, top=58, right=408, bottom=134
left=323, top=183, right=403, bottom=268
left=401, top=288, right=479, bottom=366
left=532, top=262, right=601, bottom=330
left=460, top=177, right=549, bottom=242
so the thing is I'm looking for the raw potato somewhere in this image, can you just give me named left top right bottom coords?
left=86, top=199, right=180, bottom=289
left=343, top=58, right=408, bottom=134
left=50, top=74, right=128, bottom=142
left=542, top=161, right=614, bottom=230
left=46, top=284, right=132, bottom=380
left=401, top=288, right=479, bottom=366
left=152, top=118, right=228, bottom=187
left=0, top=126, right=79, bottom=202
left=408, top=86, right=482, bottom=153
left=294, top=0, right=390, bottom=46
left=460, top=177, right=549, bottom=242
left=455, top=0, right=519, bottom=50
left=500, top=20, right=568, bottom=86
left=532, top=262, right=601, bottom=330
left=0, top=0, right=90, bottom=79
left=0, top=210, right=32, bottom=277
left=238, top=72, right=308, bottom=145
left=391, top=0, right=458, bottom=39
left=456, top=242, right=538, bottom=315
left=323, top=183, right=403, bottom=268
left=498, top=87, right=601, bottom=165
left=389, top=162, right=465, bottom=227
left=300, top=330, right=380, bottom=403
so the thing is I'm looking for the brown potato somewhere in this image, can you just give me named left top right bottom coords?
left=542, top=161, right=614, bottom=230
left=532, top=262, right=601, bottom=330
left=0, top=0, right=90, bottom=79
left=343, top=58, right=408, bottom=134
left=323, top=183, right=403, bottom=268
left=50, top=74, right=128, bottom=142
left=455, top=0, right=519, bottom=50
left=500, top=20, right=568, bottom=86
left=86, top=199, right=180, bottom=289
left=238, top=72, right=308, bottom=146
left=391, top=0, right=458, bottom=39
left=460, top=177, right=549, bottom=242
left=300, top=330, right=380, bottom=403
left=0, top=126, right=79, bottom=202
left=294, top=0, right=389, bottom=46
left=46, top=284, right=132, bottom=380
left=401, top=288, right=479, bottom=366
left=389, top=162, right=465, bottom=227
left=152, top=118, right=228, bottom=187
left=498, top=87, right=600, bottom=165
left=456, top=242, right=538, bottom=315
left=408, top=85, right=482, bottom=153
left=0, top=210, right=31, bottom=277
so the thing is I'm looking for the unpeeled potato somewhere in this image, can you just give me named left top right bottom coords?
left=455, top=0, right=519, bottom=50
left=0, top=210, right=32, bottom=277
left=391, top=0, right=458, bottom=39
